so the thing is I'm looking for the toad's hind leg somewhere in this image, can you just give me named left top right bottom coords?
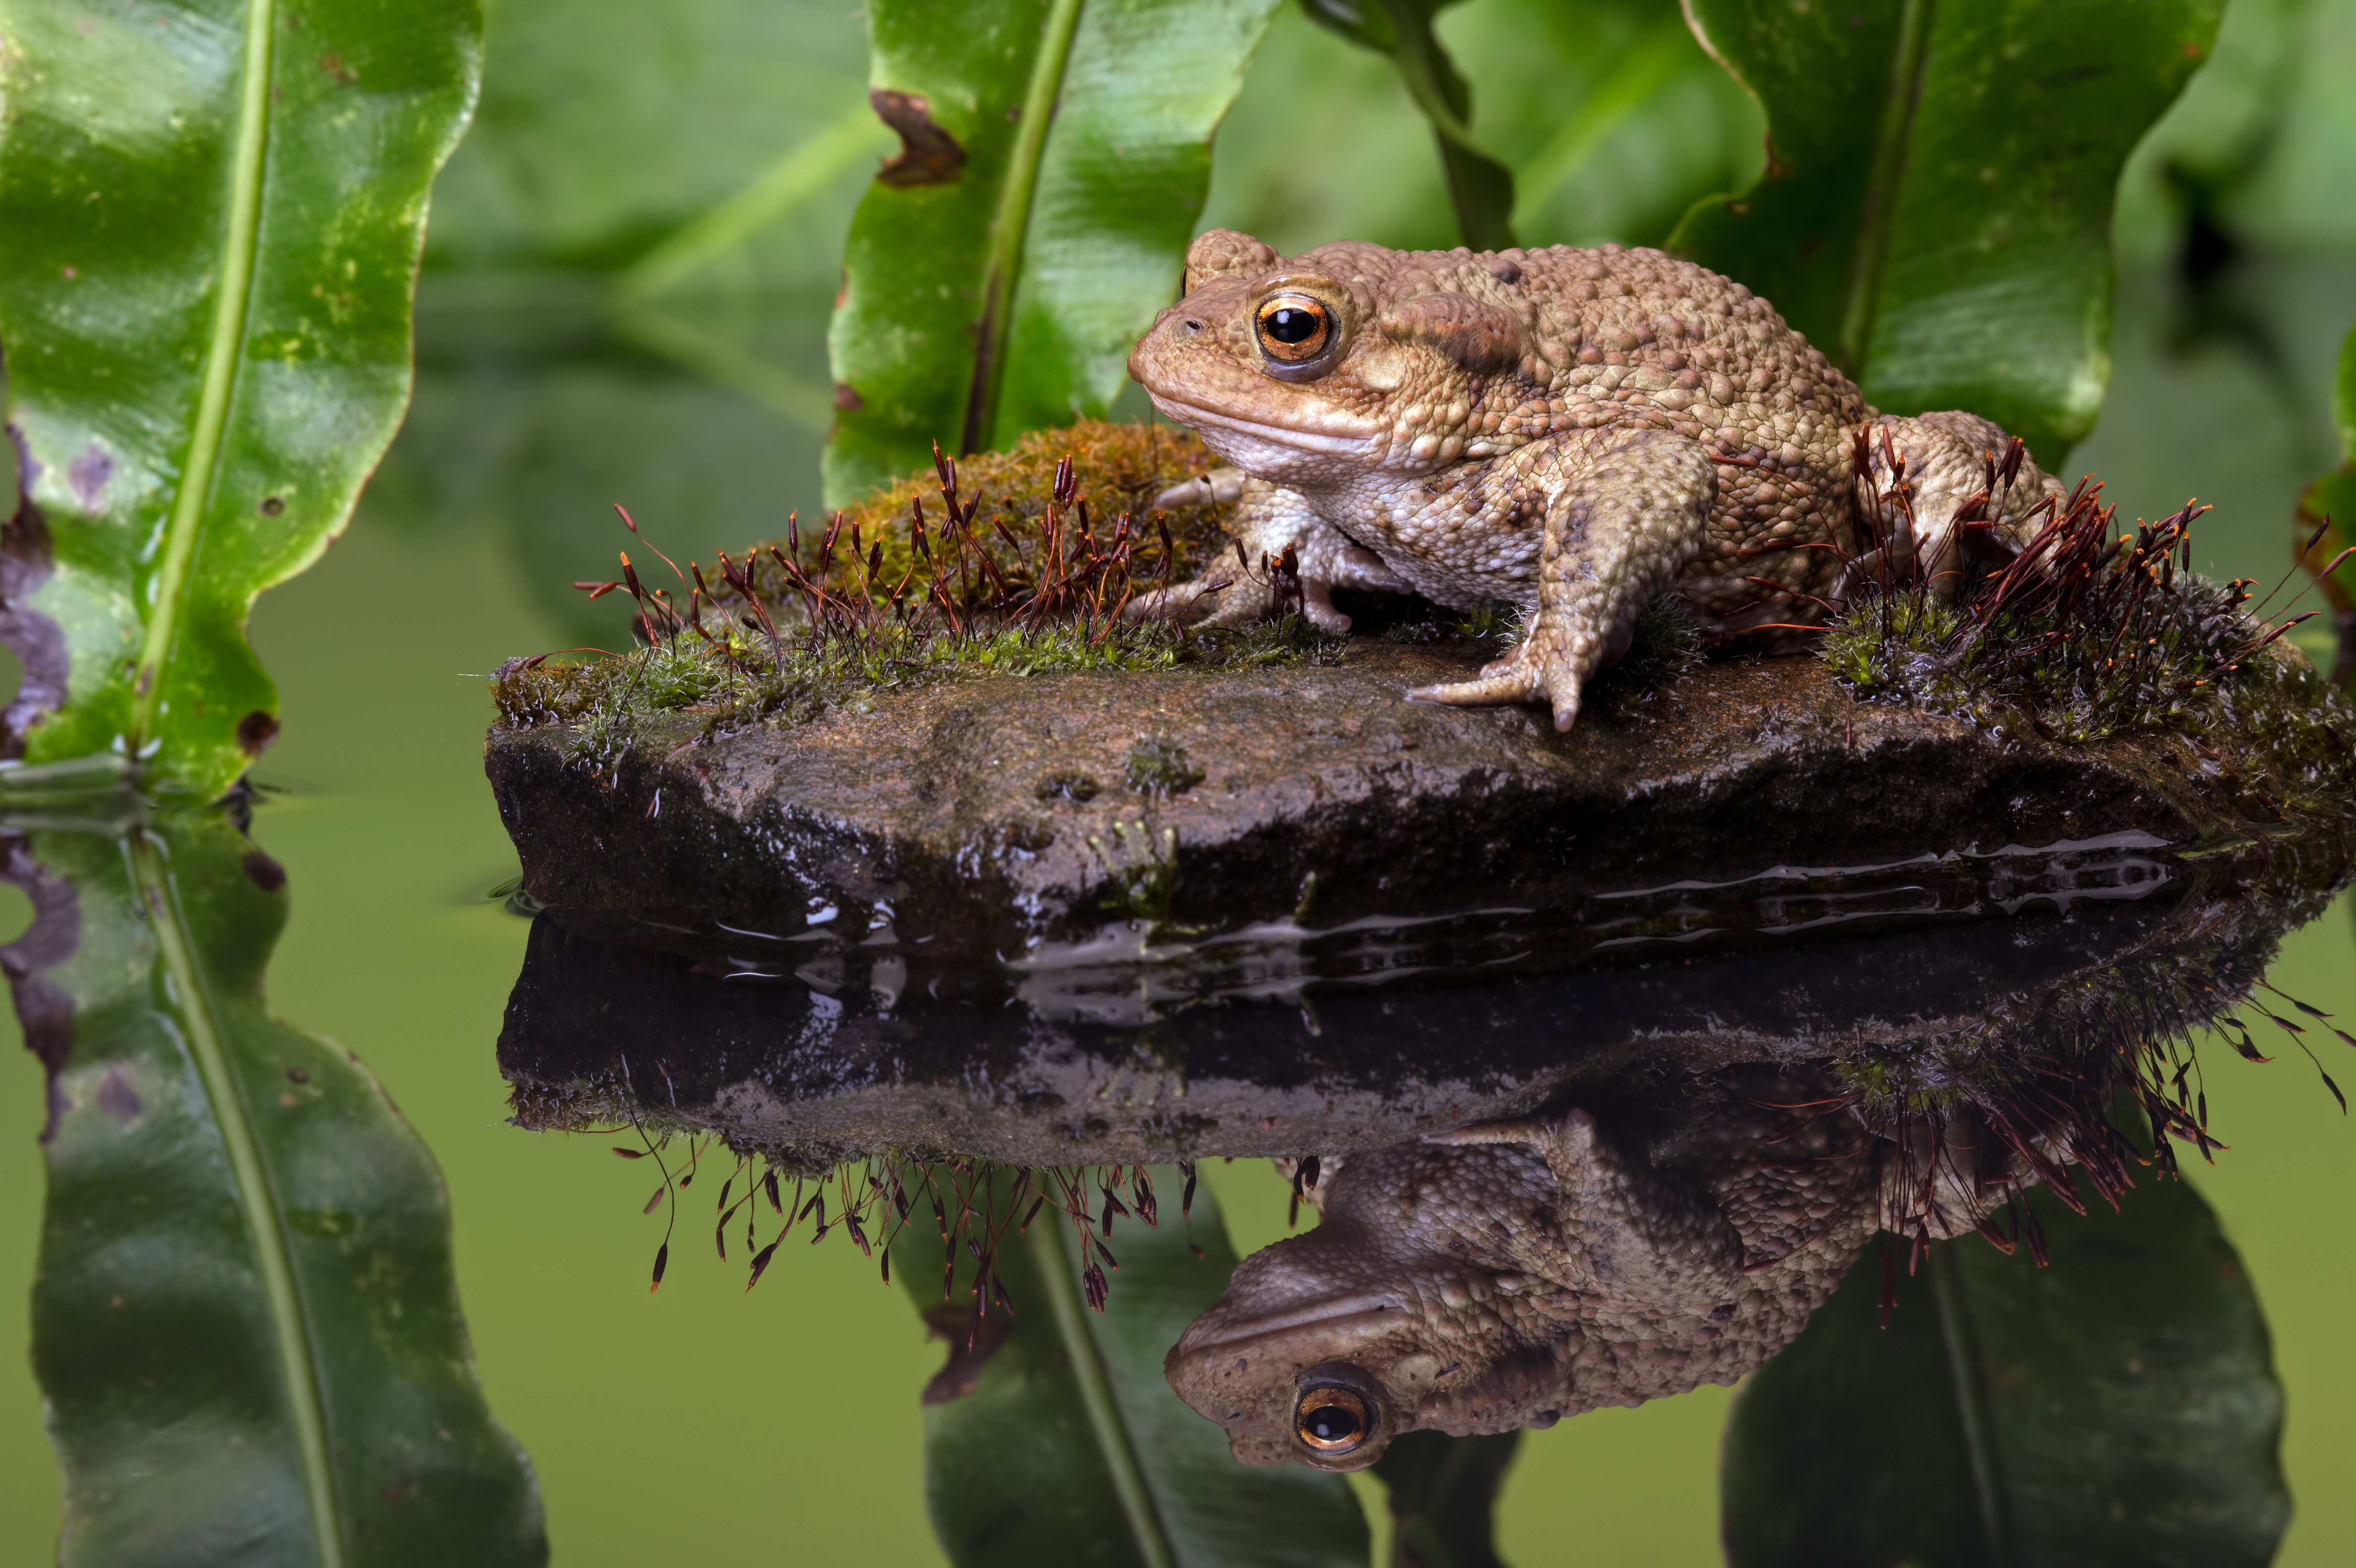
left=1407, top=428, right=1716, bottom=731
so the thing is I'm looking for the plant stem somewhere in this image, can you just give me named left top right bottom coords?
left=615, top=104, right=887, bottom=303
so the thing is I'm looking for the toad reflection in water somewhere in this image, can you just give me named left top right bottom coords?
left=1167, top=1067, right=2116, bottom=1470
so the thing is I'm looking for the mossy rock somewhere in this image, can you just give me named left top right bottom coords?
left=488, top=636, right=2356, bottom=967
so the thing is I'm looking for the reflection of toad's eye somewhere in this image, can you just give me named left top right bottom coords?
left=1255, top=296, right=1333, bottom=364
left=1293, top=1384, right=1373, bottom=1454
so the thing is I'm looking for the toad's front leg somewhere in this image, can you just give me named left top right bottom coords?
left=1407, top=428, right=1716, bottom=731
left=1129, top=473, right=1409, bottom=632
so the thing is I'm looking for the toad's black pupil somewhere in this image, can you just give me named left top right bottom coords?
left=1265, top=307, right=1321, bottom=344
left=1306, top=1407, right=1361, bottom=1441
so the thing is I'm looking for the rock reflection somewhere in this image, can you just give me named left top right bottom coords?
left=500, top=828, right=2330, bottom=1168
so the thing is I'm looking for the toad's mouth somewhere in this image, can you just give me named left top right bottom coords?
left=1177, top=1288, right=1410, bottom=1354
left=1145, top=392, right=1382, bottom=458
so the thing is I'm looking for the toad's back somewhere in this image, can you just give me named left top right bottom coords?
left=1318, top=240, right=1872, bottom=616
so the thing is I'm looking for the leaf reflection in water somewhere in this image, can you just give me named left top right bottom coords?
left=3, top=798, right=544, bottom=1564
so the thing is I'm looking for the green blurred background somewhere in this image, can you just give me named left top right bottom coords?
left=5, top=0, right=2356, bottom=1558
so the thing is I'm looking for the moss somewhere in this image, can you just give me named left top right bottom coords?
left=1085, top=818, right=1185, bottom=927
left=738, top=418, right=1230, bottom=616
left=492, top=612, right=1351, bottom=765
left=1819, top=581, right=2258, bottom=743
left=494, top=418, right=1366, bottom=762
left=1124, top=738, right=1204, bottom=796
left=1584, top=599, right=1704, bottom=724
left=1036, top=770, right=1101, bottom=803
left=1378, top=605, right=1516, bottom=646
left=1820, top=486, right=2351, bottom=757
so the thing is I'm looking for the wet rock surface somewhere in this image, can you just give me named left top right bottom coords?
left=488, top=642, right=2355, bottom=962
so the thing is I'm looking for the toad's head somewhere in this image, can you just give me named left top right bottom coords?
left=1162, top=1143, right=1573, bottom=1470
left=1127, top=229, right=1538, bottom=491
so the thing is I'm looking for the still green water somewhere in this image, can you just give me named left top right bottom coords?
left=0, top=255, right=2353, bottom=1563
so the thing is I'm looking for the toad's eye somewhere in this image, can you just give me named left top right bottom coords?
left=1255, top=295, right=1333, bottom=364
left=1293, top=1383, right=1373, bottom=1454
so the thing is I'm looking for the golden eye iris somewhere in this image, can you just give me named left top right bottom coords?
left=1293, top=1384, right=1373, bottom=1454
left=1255, top=295, right=1333, bottom=364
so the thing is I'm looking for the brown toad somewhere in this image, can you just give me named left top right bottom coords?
left=1128, top=230, right=2064, bottom=730
left=1165, top=1075, right=2052, bottom=1470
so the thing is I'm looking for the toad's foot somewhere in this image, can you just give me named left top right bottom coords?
left=1128, top=567, right=1283, bottom=629
left=1407, top=428, right=1716, bottom=731
left=1129, top=471, right=1408, bottom=632
left=1844, top=411, right=2065, bottom=601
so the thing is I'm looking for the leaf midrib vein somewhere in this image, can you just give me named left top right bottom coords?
left=1928, top=1240, right=2015, bottom=1568
left=1031, top=1220, right=1177, bottom=1568
left=960, top=0, right=1087, bottom=456
left=1837, top=0, right=1934, bottom=378
left=128, top=0, right=279, bottom=751
left=134, top=827, right=345, bottom=1568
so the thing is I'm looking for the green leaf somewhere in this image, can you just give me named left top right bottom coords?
left=825, top=0, right=1285, bottom=504
left=422, top=0, right=876, bottom=274
left=1721, top=1178, right=2288, bottom=1567
left=1371, top=1429, right=1521, bottom=1568
left=1671, top=0, right=2224, bottom=463
left=0, top=0, right=483, bottom=798
left=893, top=1167, right=1368, bottom=1567
left=6, top=803, right=544, bottom=1565
left=1298, top=0, right=1517, bottom=250
left=1499, top=6, right=1749, bottom=247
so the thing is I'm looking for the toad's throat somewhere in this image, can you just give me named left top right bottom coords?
left=1145, top=392, right=1383, bottom=457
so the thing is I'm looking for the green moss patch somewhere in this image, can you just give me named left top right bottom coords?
left=493, top=614, right=1350, bottom=764
left=1822, top=469, right=2335, bottom=755
left=491, top=420, right=1363, bottom=761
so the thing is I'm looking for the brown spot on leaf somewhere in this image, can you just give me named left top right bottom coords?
left=1, top=460, right=72, bottom=762
left=319, top=51, right=357, bottom=86
left=67, top=446, right=111, bottom=508
left=920, top=1300, right=1008, bottom=1403
left=236, top=710, right=279, bottom=755
left=834, top=383, right=865, bottom=413
left=258, top=496, right=284, bottom=517
left=95, top=1067, right=142, bottom=1125
left=241, top=849, right=287, bottom=892
left=872, top=90, right=966, bottom=187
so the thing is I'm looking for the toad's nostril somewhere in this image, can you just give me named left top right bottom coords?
left=1183, top=319, right=1203, bottom=333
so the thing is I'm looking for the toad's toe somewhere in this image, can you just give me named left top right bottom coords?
left=1405, top=673, right=1537, bottom=709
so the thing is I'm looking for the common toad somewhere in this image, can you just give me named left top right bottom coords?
left=1128, top=231, right=2063, bottom=730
